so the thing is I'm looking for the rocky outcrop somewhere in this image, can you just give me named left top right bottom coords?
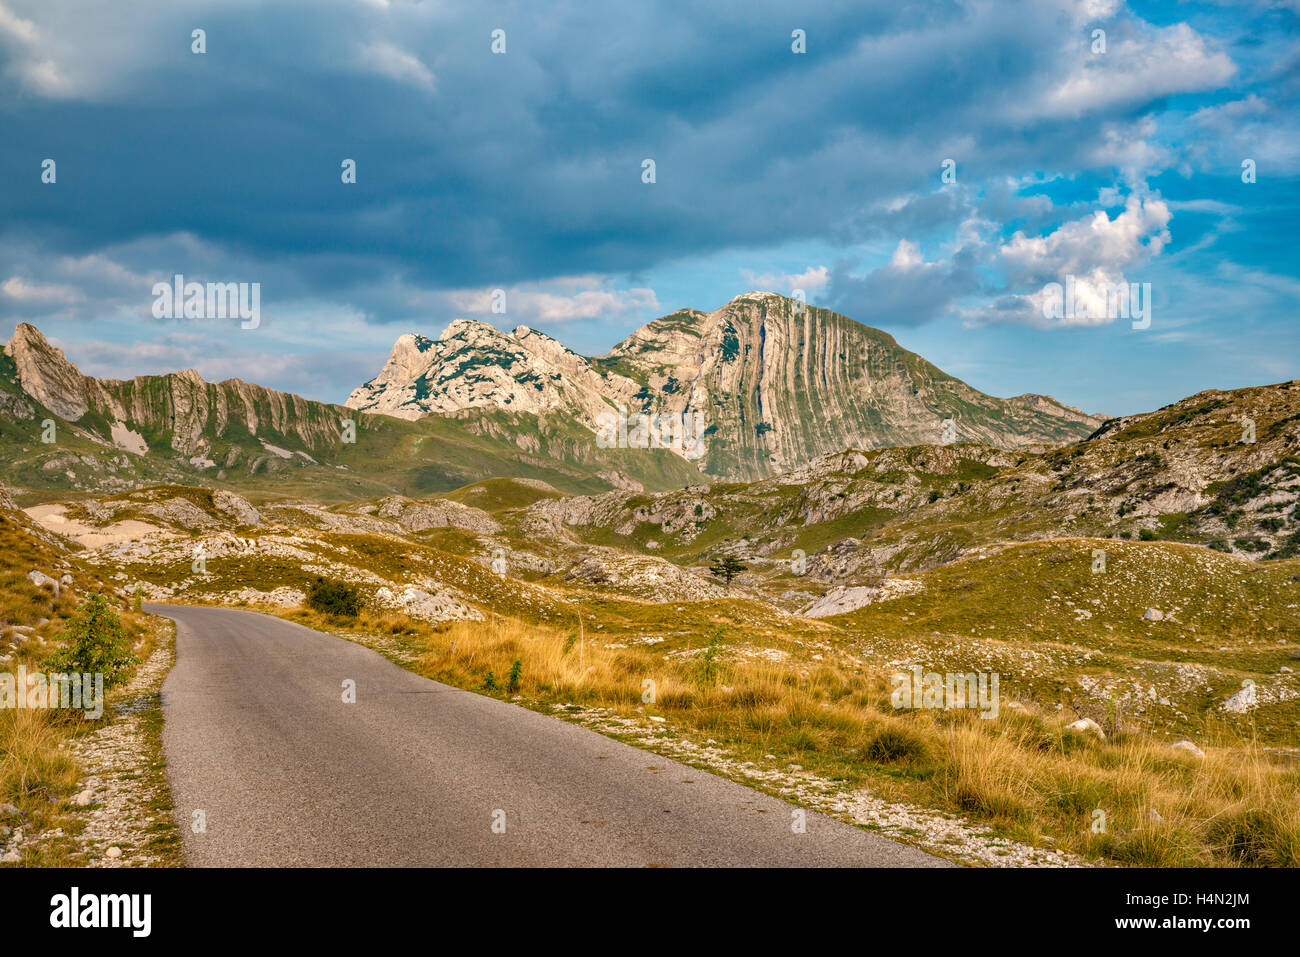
left=3, top=323, right=349, bottom=459
left=348, top=293, right=1103, bottom=481
left=346, top=320, right=631, bottom=427
left=212, top=490, right=261, bottom=526
left=4, top=324, right=89, bottom=420
left=799, top=579, right=925, bottom=618
left=375, top=495, right=500, bottom=534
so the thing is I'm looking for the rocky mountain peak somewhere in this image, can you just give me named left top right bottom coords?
left=4, top=322, right=91, bottom=420
left=348, top=317, right=625, bottom=424
left=439, top=318, right=503, bottom=342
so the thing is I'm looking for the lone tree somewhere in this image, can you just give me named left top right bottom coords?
left=708, top=554, right=748, bottom=593
left=44, top=593, right=136, bottom=687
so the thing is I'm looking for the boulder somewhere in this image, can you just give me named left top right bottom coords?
left=213, top=490, right=261, bottom=526
left=27, top=570, right=59, bottom=596
left=1171, top=739, right=1205, bottom=759
left=1141, top=608, right=1164, bottom=622
left=1066, top=717, right=1106, bottom=739
left=1220, top=683, right=1257, bottom=714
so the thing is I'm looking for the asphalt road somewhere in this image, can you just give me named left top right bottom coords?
left=152, top=604, right=950, bottom=867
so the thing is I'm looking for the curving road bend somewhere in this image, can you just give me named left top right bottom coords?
left=151, top=604, right=950, bottom=868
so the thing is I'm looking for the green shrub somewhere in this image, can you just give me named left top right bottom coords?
left=697, top=629, right=723, bottom=688
left=43, top=593, right=135, bottom=688
left=306, top=578, right=364, bottom=618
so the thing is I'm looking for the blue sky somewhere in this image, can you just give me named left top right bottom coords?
left=1, top=0, right=1297, bottom=416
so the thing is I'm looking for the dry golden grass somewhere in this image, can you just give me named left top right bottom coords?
left=1, top=572, right=165, bottom=865
left=0, top=707, right=80, bottom=806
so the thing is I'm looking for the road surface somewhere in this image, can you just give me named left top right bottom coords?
left=152, top=604, right=950, bottom=867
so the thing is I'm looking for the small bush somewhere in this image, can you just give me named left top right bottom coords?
left=306, top=578, right=364, bottom=618
left=43, top=593, right=135, bottom=688
left=864, top=724, right=930, bottom=764
left=697, top=629, right=723, bottom=688
left=506, top=658, right=522, bottom=694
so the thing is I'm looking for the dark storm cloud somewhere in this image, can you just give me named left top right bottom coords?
left=0, top=0, right=1244, bottom=305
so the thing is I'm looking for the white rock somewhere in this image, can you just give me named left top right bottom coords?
left=1171, top=739, right=1205, bottom=758
left=71, top=789, right=95, bottom=807
left=1147, top=808, right=1165, bottom=824
left=1141, top=608, right=1164, bottom=622
left=0, top=850, right=20, bottom=863
left=1220, top=684, right=1258, bottom=713
left=105, top=846, right=122, bottom=859
left=27, top=570, right=59, bottom=594
left=800, top=579, right=924, bottom=618
left=213, top=490, right=261, bottom=526
left=1066, top=718, right=1106, bottom=739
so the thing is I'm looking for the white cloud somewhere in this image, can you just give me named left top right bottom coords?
left=998, top=193, right=1171, bottom=284
left=0, top=1, right=72, bottom=96
left=739, top=265, right=830, bottom=295
left=1188, top=95, right=1300, bottom=173
left=979, top=192, right=1172, bottom=327
left=356, top=40, right=436, bottom=91
left=1, top=275, right=84, bottom=303
left=1164, top=199, right=1240, bottom=215
left=1087, top=117, right=1175, bottom=184
left=447, top=277, right=659, bottom=325
left=0, top=2, right=36, bottom=44
left=1028, top=21, right=1235, bottom=120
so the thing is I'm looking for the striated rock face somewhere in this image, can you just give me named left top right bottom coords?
left=4, top=323, right=347, bottom=458
left=348, top=292, right=1103, bottom=481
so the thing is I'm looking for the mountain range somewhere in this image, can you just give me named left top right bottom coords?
left=0, top=293, right=1102, bottom=497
